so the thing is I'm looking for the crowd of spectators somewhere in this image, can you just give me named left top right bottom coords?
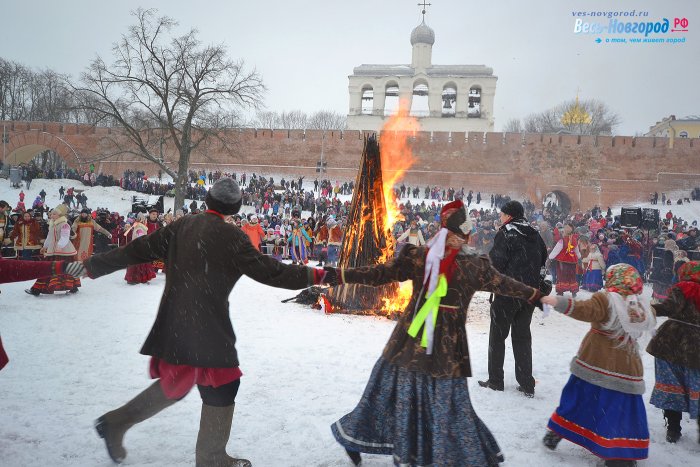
left=4, top=163, right=700, bottom=287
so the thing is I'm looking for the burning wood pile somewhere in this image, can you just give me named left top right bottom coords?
left=326, top=135, right=402, bottom=316
left=325, top=109, right=418, bottom=317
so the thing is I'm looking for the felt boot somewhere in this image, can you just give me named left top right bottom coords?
left=95, top=381, right=177, bottom=463
left=195, top=403, right=251, bottom=467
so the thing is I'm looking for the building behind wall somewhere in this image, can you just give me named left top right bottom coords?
left=645, top=115, right=700, bottom=148
left=346, top=18, right=497, bottom=133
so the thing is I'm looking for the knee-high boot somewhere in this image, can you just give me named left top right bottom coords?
left=95, top=381, right=178, bottom=463
left=195, top=403, right=252, bottom=467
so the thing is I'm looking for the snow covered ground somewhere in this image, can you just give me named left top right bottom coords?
left=1, top=179, right=700, bottom=466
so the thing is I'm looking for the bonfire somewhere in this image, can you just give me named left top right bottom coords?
left=325, top=106, right=418, bottom=318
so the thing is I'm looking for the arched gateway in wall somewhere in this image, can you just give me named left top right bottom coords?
left=4, top=129, right=83, bottom=169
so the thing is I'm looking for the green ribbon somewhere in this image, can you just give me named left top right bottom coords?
left=407, top=274, right=448, bottom=348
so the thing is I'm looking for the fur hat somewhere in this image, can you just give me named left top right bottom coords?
left=205, top=178, right=242, bottom=215
left=501, top=200, right=524, bottom=219
left=53, top=204, right=68, bottom=217
left=81, top=208, right=91, bottom=215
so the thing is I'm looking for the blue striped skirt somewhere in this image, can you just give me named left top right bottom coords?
left=332, top=357, right=503, bottom=466
left=650, top=358, right=700, bottom=419
left=547, top=375, right=649, bottom=460
left=582, top=269, right=603, bottom=291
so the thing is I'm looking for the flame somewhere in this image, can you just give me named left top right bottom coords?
left=377, top=101, right=419, bottom=314
left=380, top=100, right=419, bottom=234
left=380, top=280, right=414, bottom=316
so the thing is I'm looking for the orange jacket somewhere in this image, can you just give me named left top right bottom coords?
left=242, top=222, right=265, bottom=251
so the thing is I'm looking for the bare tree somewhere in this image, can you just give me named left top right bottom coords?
left=514, top=98, right=620, bottom=136
left=254, top=110, right=279, bottom=130
left=307, top=110, right=346, bottom=131
left=502, top=118, right=522, bottom=133
left=71, top=8, right=264, bottom=209
left=279, top=110, right=308, bottom=130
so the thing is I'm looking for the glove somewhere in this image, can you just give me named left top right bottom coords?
left=322, top=266, right=340, bottom=286
left=538, top=278, right=553, bottom=296
left=63, top=261, right=87, bottom=278
left=529, top=289, right=545, bottom=311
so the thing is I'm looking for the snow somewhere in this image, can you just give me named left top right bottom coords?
left=1, top=179, right=700, bottom=466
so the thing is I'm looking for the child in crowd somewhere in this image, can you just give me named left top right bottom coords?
left=541, top=264, right=656, bottom=467
left=581, top=243, right=606, bottom=291
left=647, top=261, right=700, bottom=444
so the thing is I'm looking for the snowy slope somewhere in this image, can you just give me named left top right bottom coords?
left=1, top=179, right=700, bottom=466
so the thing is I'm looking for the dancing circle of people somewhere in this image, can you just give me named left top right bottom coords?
left=1, top=175, right=699, bottom=467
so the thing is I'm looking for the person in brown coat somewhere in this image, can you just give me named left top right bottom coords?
left=83, top=178, right=326, bottom=467
left=323, top=200, right=544, bottom=467
left=647, top=261, right=700, bottom=444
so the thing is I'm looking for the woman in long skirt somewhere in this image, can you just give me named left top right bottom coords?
left=541, top=264, right=656, bottom=467
left=122, top=214, right=156, bottom=285
left=647, top=261, right=700, bottom=443
left=325, top=200, right=543, bottom=466
left=26, top=204, right=81, bottom=295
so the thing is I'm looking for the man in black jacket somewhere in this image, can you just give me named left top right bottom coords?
left=478, top=200, right=547, bottom=397
left=84, top=178, right=326, bottom=467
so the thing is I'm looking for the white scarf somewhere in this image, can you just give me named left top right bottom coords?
left=603, top=291, right=656, bottom=350
left=421, top=227, right=449, bottom=354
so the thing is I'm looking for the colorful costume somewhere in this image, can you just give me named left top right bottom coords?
left=123, top=221, right=156, bottom=284
left=330, top=200, right=543, bottom=466
left=581, top=244, right=606, bottom=291
left=549, top=233, right=580, bottom=294
left=9, top=215, right=43, bottom=260
left=288, top=224, right=312, bottom=264
left=72, top=214, right=112, bottom=261
left=29, top=205, right=81, bottom=294
left=647, top=261, right=700, bottom=443
left=545, top=264, right=655, bottom=465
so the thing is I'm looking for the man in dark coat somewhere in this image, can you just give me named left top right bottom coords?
left=83, top=178, right=326, bottom=467
left=479, top=200, right=548, bottom=397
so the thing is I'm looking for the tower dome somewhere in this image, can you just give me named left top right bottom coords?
left=410, top=21, right=435, bottom=46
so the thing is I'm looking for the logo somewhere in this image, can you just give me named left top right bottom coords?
left=571, top=9, right=689, bottom=45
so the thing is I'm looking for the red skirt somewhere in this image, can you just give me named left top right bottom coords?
left=149, top=357, right=243, bottom=400
left=31, top=255, right=81, bottom=293
left=125, top=263, right=156, bottom=284
left=555, top=261, right=579, bottom=293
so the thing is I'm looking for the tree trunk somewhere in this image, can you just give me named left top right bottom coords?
left=174, top=147, right=190, bottom=212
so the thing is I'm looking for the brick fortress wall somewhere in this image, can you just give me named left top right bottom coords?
left=4, top=121, right=700, bottom=209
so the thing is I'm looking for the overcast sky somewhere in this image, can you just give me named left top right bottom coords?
left=1, top=0, right=698, bottom=135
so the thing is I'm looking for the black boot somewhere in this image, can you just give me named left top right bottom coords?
left=195, top=403, right=251, bottom=467
left=95, top=381, right=177, bottom=463
left=345, top=448, right=362, bottom=466
left=478, top=380, right=504, bottom=392
left=542, top=430, right=562, bottom=450
left=664, top=409, right=682, bottom=443
left=604, top=460, right=637, bottom=467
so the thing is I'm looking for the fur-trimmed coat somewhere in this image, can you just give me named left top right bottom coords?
left=9, top=218, right=43, bottom=250
left=552, top=293, right=647, bottom=395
